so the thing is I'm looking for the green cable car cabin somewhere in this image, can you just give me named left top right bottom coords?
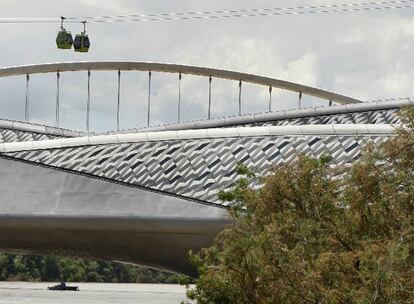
left=74, top=21, right=90, bottom=53
left=56, top=30, right=73, bottom=49
left=56, top=17, right=73, bottom=50
left=73, top=33, right=90, bottom=53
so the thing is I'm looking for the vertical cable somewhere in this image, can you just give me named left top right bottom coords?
left=298, top=92, right=303, bottom=108
left=25, top=74, right=30, bottom=122
left=208, top=76, right=212, bottom=120
left=147, top=70, right=152, bottom=127
left=178, top=72, right=181, bottom=123
left=86, top=70, right=91, bottom=132
left=117, top=69, right=121, bottom=131
left=56, top=71, right=60, bottom=128
left=268, top=86, right=272, bottom=112
left=238, top=80, right=242, bottom=116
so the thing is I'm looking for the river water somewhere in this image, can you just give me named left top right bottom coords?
left=0, top=282, right=192, bottom=304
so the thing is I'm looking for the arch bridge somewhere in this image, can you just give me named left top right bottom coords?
left=0, top=61, right=361, bottom=132
left=0, top=61, right=408, bottom=275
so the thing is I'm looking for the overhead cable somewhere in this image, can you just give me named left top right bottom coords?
left=0, top=0, right=413, bottom=24
left=69, top=0, right=414, bottom=21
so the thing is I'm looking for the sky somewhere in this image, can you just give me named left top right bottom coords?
left=0, top=0, right=414, bottom=132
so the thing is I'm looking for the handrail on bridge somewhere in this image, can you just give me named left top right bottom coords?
left=0, top=61, right=363, bottom=132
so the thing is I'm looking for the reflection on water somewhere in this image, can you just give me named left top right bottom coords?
left=0, top=282, right=192, bottom=304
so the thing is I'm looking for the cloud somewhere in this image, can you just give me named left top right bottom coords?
left=0, top=0, right=413, bottom=131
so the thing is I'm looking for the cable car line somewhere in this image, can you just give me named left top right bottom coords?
left=1, top=0, right=413, bottom=24
left=66, top=0, right=414, bottom=21
left=1, top=0, right=411, bottom=52
left=62, top=2, right=414, bottom=23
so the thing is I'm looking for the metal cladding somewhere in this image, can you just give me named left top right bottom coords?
left=1, top=134, right=391, bottom=206
left=0, top=156, right=227, bottom=275
left=0, top=128, right=59, bottom=143
left=0, top=106, right=401, bottom=207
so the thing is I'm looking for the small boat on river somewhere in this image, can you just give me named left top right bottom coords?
left=48, top=282, right=79, bottom=291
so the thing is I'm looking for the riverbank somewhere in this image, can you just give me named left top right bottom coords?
left=0, top=282, right=191, bottom=304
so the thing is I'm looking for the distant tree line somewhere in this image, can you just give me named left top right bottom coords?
left=0, top=253, right=183, bottom=283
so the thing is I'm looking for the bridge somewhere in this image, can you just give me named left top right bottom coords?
left=0, top=61, right=408, bottom=275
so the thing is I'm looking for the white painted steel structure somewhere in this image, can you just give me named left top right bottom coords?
left=0, top=124, right=396, bottom=153
left=0, top=62, right=362, bottom=109
left=0, top=98, right=410, bottom=136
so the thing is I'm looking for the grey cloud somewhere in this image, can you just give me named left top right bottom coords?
left=0, top=0, right=413, bottom=131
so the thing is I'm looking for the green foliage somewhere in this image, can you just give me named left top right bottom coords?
left=186, top=108, right=414, bottom=303
left=0, top=254, right=183, bottom=283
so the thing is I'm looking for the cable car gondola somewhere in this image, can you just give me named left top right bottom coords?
left=74, top=21, right=90, bottom=53
left=56, top=16, right=73, bottom=49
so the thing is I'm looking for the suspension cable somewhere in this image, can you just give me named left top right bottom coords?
left=56, top=71, right=60, bottom=127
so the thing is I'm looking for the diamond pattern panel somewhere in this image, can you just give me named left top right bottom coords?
left=0, top=108, right=399, bottom=206
left=254, top=109, right=401, bottom=127
left=0, top=129, right=60, bottom=143
left=5, top=135, right=390, bottom=206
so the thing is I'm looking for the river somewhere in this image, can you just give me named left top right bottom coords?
left=0, top=282, right=192, bottom=304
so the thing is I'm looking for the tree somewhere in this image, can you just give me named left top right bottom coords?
left=0, top=253, right=184, bottom=283
left=41, top=256, right=60, bottom=281
left=185, top=108, right=414, bottom=303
